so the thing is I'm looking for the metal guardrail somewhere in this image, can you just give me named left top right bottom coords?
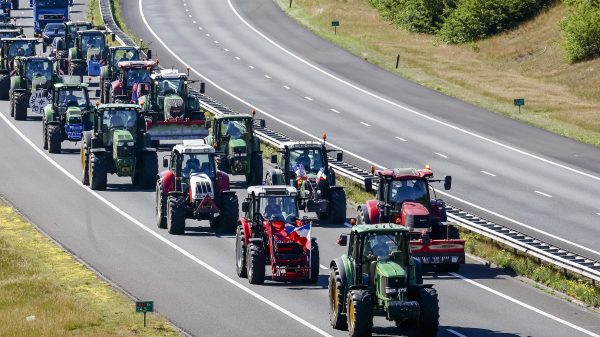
left=99, top=0, right=600, bottom=284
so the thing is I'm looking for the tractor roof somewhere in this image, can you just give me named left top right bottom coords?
left=98, top=103, right=140, bottom=110
left=375, top=168, right=433, bottom=180
left=247, top=185, right=298, bottom=197
left=151, top=68, right=186, bottom=80
left=279, top=141, right=323, bottom=150
left=173, top=139, right=215, bottom=154
left=2, top=37, right=37, bottom=42
left=352, top=223, right=409, bottom=234
left=117, top=60, right=155, bottom=69
left=54, top=82, right=89, bottom=89
left=110, top=46, right=137, bottom=51
left=215, top=113, right=253, bottom=120
left=21, top=56, right=53, bottom=61
left=66, top=21, right=92, bottom=26
left=78, top=30, right=105, bottom=36
left=0, top=29, right=21, bottom=33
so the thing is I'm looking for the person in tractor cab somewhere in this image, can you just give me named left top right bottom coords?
left=109, top=114, right=124, bottom=128
left=295, top=150, right=311, bottom=171
left=225, top=120, right=242, bottom=139
left=393, top=180, right=413, bottom=204
left=182, top=158, right=200, bottom=177
left=365, top=235, right=392, bottom=261
left=264, top=197, right=283, bottom=220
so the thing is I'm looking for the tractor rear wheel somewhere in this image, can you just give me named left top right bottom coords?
left=134, top=151, right=158, bottom=189
left=217, top=155, right=231, bottom=173
left=155, top=182, right=167, bottom=229
left=0, top=74, right=9, bottom=100
left=81, top=132, right=91, bottom=185
left=246, top=152, right=263, bottom=185
left=47, top=124, right=62, bottom=154
left=304, top=239, right=320, bottom=283
left=42, top=120, right=48, bottom=150
left=347, top=289, right=373, bottom=337
left=235, top=225, right=247, bottom=278
left=89, top=152, right=107, bottom=190
left=167, top=195, right=186, bottom=235
left=13, top=91, right=28, bottom=121
left=9, top=90, right=14, bottom=117
left=327, top=188, right=347, bottom=224
left=246, top=242, right=265, bottom=285
left=328, top=267, right=348, bottom=330
left=415, top=288, right=439, bottom=337
left=218, top=194, right=239, bottom=234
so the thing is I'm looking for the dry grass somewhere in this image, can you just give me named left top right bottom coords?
left=0, top=203, right=181, bottom=337
left=275, top=0, right=600, bottom=147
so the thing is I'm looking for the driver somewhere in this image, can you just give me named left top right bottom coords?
left=394, top=180, right=413, bottom=203
left=29, top=61, right=45, bottom=78
left=296, top=150, right=311, bottom=171
left=370, top=236, right=391, bottom=259
left=160, top=80, right=175, bottom=95
left=264, top=197, right=283, bottom=219
left=109, top=113, right=124, bottom=128
left=62, top=90, right=79, bottom=106
left=183, top=158, right=200, bottom=176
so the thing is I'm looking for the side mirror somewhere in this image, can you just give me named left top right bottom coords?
left=364, top=177, right=373, bottom=192
left=337, top=234, right=348, bottom=246
left=259, top=119, right=266, bottom=128
left=111, top=33, right=116, bottom=42
left=199, top=81, right=205, bottom=94
left=242, top=201, right=249, bottom=213
left=271, top=154, right=277, bottom=164
left=205, top=120, right=211, bottom=129
left=444, top=176, right=452, bottom=190
left=146, top=49, right=152, bottom=60
left=162, top=158, right=168, bottom=168
left=95, top=89, right=101, bottom=97
left=336, top=152, right=343, bottom=162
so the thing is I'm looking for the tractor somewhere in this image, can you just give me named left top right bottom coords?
left=101, top=60, right=156, bottom=104
left=206, top=112, right=264, bottom=185
left=155, top=139, right=239, bottom=235
left=0, top=28, right=23, bottom=40
left=329, top=223, right=439, bottom=337
left=99, top=46, right=145, bottom=88
left=42, top=82, right=93, bottom=153
left=9, top=56, right=58, bottom=120
left=49, top=20, right=91, bottom=60
left=139, top=68, right=206, bottom=145
left=236, top=185, right=319, bottom=284
left=80, top=103, right=157, bottom=190
left=0, top=37, right=38, bottom=100
left=359, top=167, right=465, bottom=272
left=67, top=29, right=114, bottom=77
left=266, top=137, right=346, bottom=224
left=0, top=0, right=12, bottom=23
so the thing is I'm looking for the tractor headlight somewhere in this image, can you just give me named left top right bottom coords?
left=126, top=141, right=134, bottom=146
left=385, top=287, right=398, bottom=295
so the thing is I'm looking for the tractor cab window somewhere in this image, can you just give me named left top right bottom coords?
left=389, top=179, right=428, bottom=206
left=0, top=31, right=17, bottom=39
left=181, top=153, right=215, bottom=179
left=43, top=23, right=65, bottom=35
left=126, top=69, right=151, bottom=89
left=8, top=42, right=34, bottom=58
left=102, top=109, right=137, bottom=131
left=67, top=25, right=90, bottom=48
left=259, top=196, right=298, bottom=222
left=26, top=60, right=53, bottom=81
left=36, top=0, right=69, bottom=7
left=157, top=78, right=184, bottom=97
left=289, top=148, right=324, bottom=174
left=362, top=233, right=405, bottom=263
left=81, top=34, right=105, bottom=56
left=220, top=119, right=248, bottom=140
left=58, top=88, right=88, bottom=108
left=113, top=49, right=139, bottom=67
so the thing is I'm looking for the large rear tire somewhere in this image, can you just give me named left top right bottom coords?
left=304, top=239, right=319, bottom=283
left=89, top=152, right=107, bottom=190
left=246, top=152, right=263, bottom=185
left=347, top=289, right=373, bottom=337
left=42, top=120, right=48, bottom=150
left=134, top=150, right=158, bottom=189
left=327, top=188, right=347, bottom=224
left=155, top=182, right=167, bottom=229
left=328, top=267, right=348, bottom=330
left=0, top=74, right=9, bottom=100
left=13, top=91, right=28, bottom=121
left=218, top=193, right=239, bottom=234
left=81, top=132, right=91, bottom=185
left=47, top=124, right=62, bottom=154
left=246, top=242, right=265, bottom=285
left=415, top=288, right=439, bottom=337
left=167, top=195, right=186, bottom=235
left=235, top=225, right=247, bottom=278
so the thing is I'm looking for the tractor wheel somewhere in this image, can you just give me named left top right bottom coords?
left=218, top=193, right=239, bottom=234
left=12, top=0, right=18, bottom=10
left=346, top=289, right=373, bottom=337
left=0, top=74, right=9, bottom=100
left=81, top=132, right=91, bottom=185
left=13, top=91, right=28, bottom=121
left=89, top=152, right=107, bottom=190
left=327, top=188, right=347, bottom=224
left=357, top=208, right=366, bottom=224
left=217, top=155, right=230, bottom=173
left=9, top=90, right=14, bottom=117
left=246, top=152, right=263, bottom=185
left=415, top=288, right=439, bottom=337
left=235, top=225, right=247, bottom=278
left=155, top=182, right=167, bottom=229
left=328, top=267, right=348, bottom=330
left=303, top=239, right=319, bottom=283
left=246, top=242, right=265, bottom=285
left=47, top=124, right=62, bottom=154
left=134, top=151, right=158, bottom=189
left=42, top=120, right=48, bottom=150
left=167, top=195, right=186, bottom=235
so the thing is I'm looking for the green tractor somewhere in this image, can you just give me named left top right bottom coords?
left=67, top=29, right=114, bottom=77
left=43, top=82, right=94, bottom=153
left=81, top=103, right=158, bottom=190
left=206, top=113, right=264, bottom=185
left=100, top=45, right=142, bottom=82
left=267, top=137, right=346, bottom=224
left=329, top=224, right=439, bottom=337
left=0, top=37, right=37, bottom=100
left=49, top=20, right=92, bottom=72
left=10, top=56, right=58, bottom=120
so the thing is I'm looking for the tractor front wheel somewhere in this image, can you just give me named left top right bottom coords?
left=218, top=194, right=239, bottom=234
left=134, top=151, right=158, bottom=189
left=304, top=239, right=320, bottom=283
left=246, top=152, right=263, bottom=185
left=246, top=242, right=265, bottom=285
left=42, top=120, right=48, bottom=150
left=235, top=225, right=247, bottom=278
left=0, top=74, right=9, bottom=100
left=13, top=91, right=28, bottom=121
left=47, top=124, right=62, bottom=154
left=415, top=288, right=439, bottom=337
left=167, top=196, right=186, bottom=235
left=81, top=132, right=91, bottom=185
left=328, top=267, right=348, bottom=330
left=347, top=289, right=373, bottom=337
left=155, top=182, right=167, bottom=229
left=327, top=188, right=347, bottom=225
left=89, top=152, right=107, bottom=190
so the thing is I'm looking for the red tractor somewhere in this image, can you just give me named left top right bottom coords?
left=360, top=166, right=465, bottom=271
left=235, top=185, right=319, bottom=285
left=155, top=139, right=239, bottom=235
left=101, top=60, right=156, bottom=104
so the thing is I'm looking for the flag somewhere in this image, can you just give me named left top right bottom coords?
left=131, top=82, right=138, bottom=103
left=284, top=223, right=311, bottom=251
left=294, top=163, right=307, bottom=179
left=316, top=168, right=327, bottom=181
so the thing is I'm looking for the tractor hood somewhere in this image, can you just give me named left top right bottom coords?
left=112, top=129, right=136, bottom=177
left=228, top=138, right=247, bottom=154
left=65, top=106, right=82, bottom=123
left=164, top=94, right=184, bottom=119
left=400, top=202, right=430, bottom=231
left=376, top=260, right=407, bottom=279
left=112, top=129, right=134, bottom=147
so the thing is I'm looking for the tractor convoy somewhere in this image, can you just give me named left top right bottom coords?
left=3, top=13, right=460, bottom=336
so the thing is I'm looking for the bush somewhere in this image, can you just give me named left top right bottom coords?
left=368, top=0, right=456, bottom=34
left=561, top=2, right=600, bottom=62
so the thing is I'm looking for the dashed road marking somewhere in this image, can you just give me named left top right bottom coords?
left=435, top=152, right=448, bottom=159
left=264, top=75, right=271, bottom=79
left=235, top=56, right=241, bottom=60
left=330, top=108, right=339, bottom=114
left=304, top=96, right=313, bottom=101
left=283, top=85, right=290, bottom=90
left=395, top=136, right=407, bottom=142
left=249, top=65, right=254, bottom=69
left=534, top=190, right=552, bottom=198
left=481, top=171, right=496, bottom=177
left=360, top=122, right=371, bottom=127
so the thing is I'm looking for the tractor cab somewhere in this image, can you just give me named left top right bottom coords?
left=54, top=83, right=90, bottom=110
left=94, top=104, right=143, bottom=148
left=77, top=30, right=107, bottom=61
left=107, top=60, right=155, bottom=103
left=109, top=46, right=140, bottom=69
left=166, top=140, right=217, bottom=184
left=243, top=186, right=300, bottom=224
left=15, top=56, right=54, bottom=89
left=63, top=21, right=92, bottom=49
left=1, top=38, right=37, bottom=67
left=0, top=29, right=22, bottom=39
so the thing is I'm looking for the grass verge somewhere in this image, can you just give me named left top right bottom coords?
left=274, top=0, right=600, bottom=148
left=87, top=0, right=103, bottom=27
left=0, top=202, right=181, bottom=337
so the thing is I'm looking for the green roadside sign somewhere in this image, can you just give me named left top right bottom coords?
left=136, top=301, right=154, bottom=313
left=332, top=21, right=340, bottom=27
left=514, top=98, right=525, bottom=106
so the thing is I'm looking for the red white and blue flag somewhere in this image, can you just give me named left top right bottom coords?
left=284, top=223, right=311, bottom=251
left=316, top=168, right=327, bottom=181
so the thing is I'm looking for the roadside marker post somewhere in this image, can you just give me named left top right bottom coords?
left=396, top=54, right=400, bottom=69
left=514, top=98, right=525, bottom=113
left=136, top=301, right=154, bottom=327
left=332, top=21, right=339, bottom=35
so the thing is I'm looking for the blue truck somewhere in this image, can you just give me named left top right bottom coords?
left=32, top=0, right=72, bottom=37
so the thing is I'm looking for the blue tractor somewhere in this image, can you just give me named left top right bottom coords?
left=32, top=0, right=72, bottom=37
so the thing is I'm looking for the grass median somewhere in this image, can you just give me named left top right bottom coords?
left=0, top=202, right=181, bottom=337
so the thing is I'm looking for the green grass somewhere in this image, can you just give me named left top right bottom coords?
left=87, top=0, right=102, bottom=27
left=0, top=202, right=181, bottom=337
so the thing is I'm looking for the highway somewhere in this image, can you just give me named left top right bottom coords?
left=0, top=1, right=599, bottom=337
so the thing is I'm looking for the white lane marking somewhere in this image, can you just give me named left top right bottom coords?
left=224, top=48, right=229, bottom=52
left=192, top=20, right=196, bottom=24
left=435, top=152, right=448, bottom=159
left=205, top=33, right=210, bottom=37
left=185, top=8, right=188, bottom=12
left=304, top=96, right=313, bottom=101
left=597, top=213, right=600, bottom=216
left=319, top=264, right=328, bottom=270
left=535, top=190, right=552, bottom=198
left=360, top=122, right=371, bottom=127
left=235, top=56, right=240, bottom=60
left=0, top=112, right=333, bottom=337
left=451, top=272, right=600, bottom=337
left=330, top=108, right=340, bottom=114
left=264, top=75, right=271, bottom=79
left=395, top=136, right=407, bottom=142
left=226, top=0, right=600, bottom=184
left=198, top=26, right=203, bottom=30
left=140, top=0, right=600, bottom=259
left=248, top=65, right=254, bottom=69
left=183, top=3, right=187, bottom=6
left=214, top=40, right=219, bottom=44
left=481, top=170, right=496, bottom=177
left=283, top=85, right=290, bottom=90
left=447, top=329, right=467, bottom=337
